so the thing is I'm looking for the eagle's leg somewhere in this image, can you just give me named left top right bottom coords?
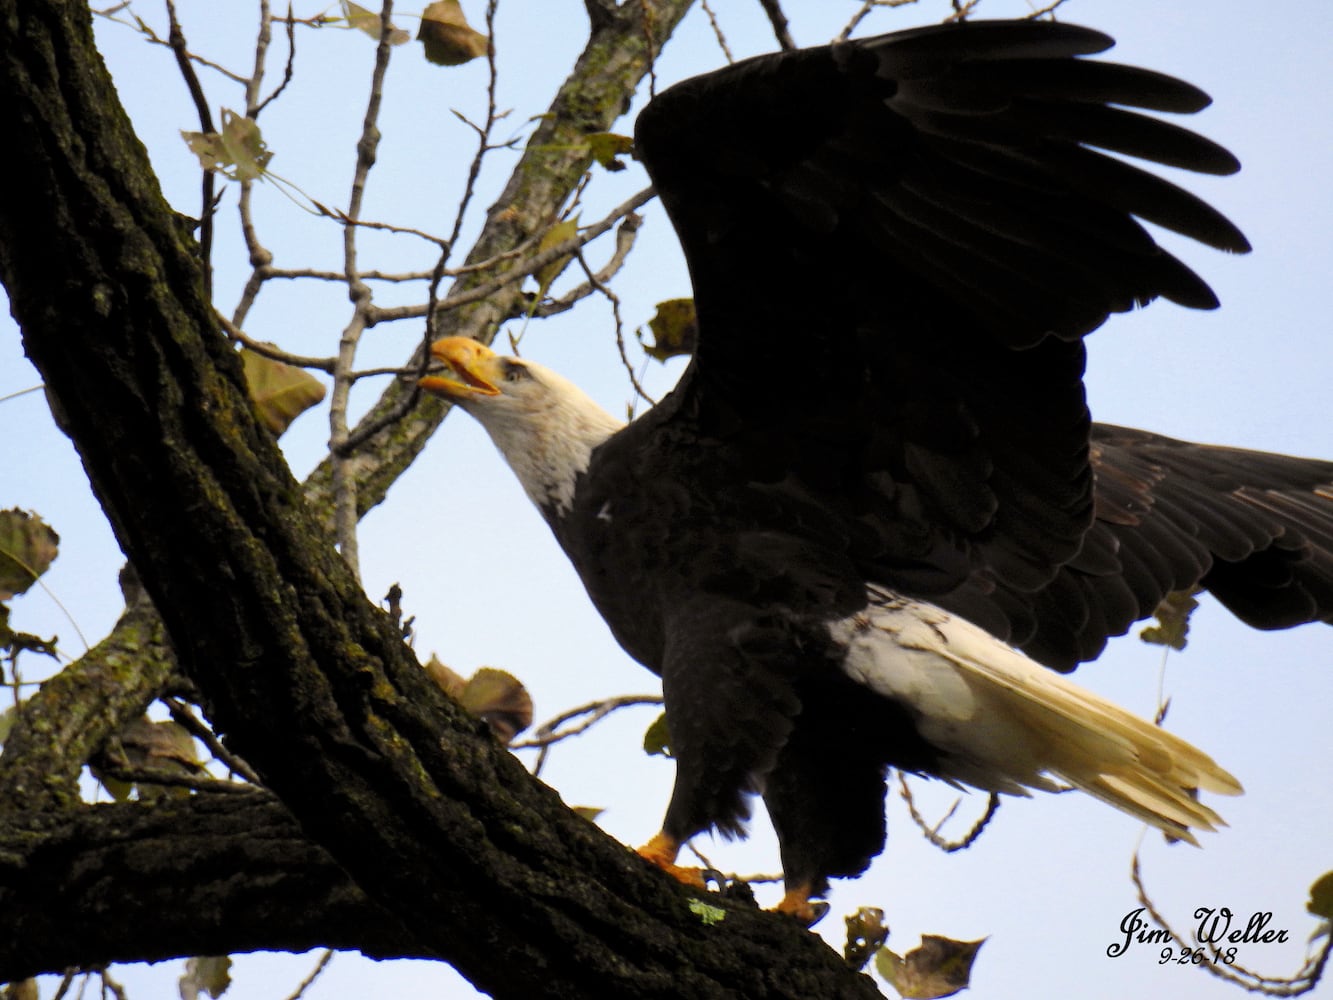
left=775, top=883, right=830, bottom=926
left=636, top=830, right=707, bottom=888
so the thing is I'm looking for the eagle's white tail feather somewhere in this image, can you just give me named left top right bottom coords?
left=832, top=592, right=1242, bottom=843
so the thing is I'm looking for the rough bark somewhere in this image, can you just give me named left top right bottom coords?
left=0, top=793, right=421, bottom=980
left=0, top=1, right=883, bottom=996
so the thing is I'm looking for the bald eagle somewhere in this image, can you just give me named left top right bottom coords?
left=420, top=20, right=1333, bottom=922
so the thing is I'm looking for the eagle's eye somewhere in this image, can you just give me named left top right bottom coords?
left=501, top=359, right=532, bottom=383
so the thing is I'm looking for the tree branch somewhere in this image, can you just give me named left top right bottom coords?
left=0, top=793, right=423, bottom=981
left=0, top=2, right=884, bottom=996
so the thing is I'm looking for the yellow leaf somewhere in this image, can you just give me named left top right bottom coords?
left=418, top=0, right=489, bottom=66
left=240, top=347, right=326, bottom=436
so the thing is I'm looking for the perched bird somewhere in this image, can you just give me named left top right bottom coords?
left=419, top=20, right=1333, bottom=922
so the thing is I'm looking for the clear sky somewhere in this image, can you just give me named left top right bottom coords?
left=2, top=2, right=1330, bottom=998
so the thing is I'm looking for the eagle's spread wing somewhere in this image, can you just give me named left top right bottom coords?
left=632, top=21, right=1326, bottom=675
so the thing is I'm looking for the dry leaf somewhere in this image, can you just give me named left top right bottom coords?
left=342, top=0, right=409, bottom=44
left=0, top=509, right=59, bottom=600
left=876, top=935, right=985, bottom=999
left=533, top=217, right=579, bottom=297
left=641, top=298, right=698, bottom=361
left=418, top=0, right=489, bottom=66
left=182, top=109, right=272, bottom=182
left=240, top=347, right=326, bottom=436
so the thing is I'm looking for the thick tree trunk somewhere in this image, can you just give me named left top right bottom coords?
left=0, top=1, right=882, bottom=996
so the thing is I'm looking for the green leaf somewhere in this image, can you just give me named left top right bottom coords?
left=876, top=935, right=985, bottom=999
left=687, top=899, right=726, bottom=926
left=640, top=298, right=697, bottom=361
left=240, top=348, right=326, bottom=436
left=642, top=711, right=672, bottom=758
left=1308, top=871, right=1333, bottom=919
left=1140, top=587, right=1201, bottom=651
left=181, top=109, right=273, bottom=182
left=0, top=509, right=59, bottom=600
left=571, top=805, right=604, bottom=823
left=180, top=955, right=233, bottom=1000
left=586, top=132, right=633, bottom=171
left=418, top=0, right=489, bottom=66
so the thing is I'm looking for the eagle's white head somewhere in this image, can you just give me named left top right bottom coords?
left=418, top=337, right=625, bottom=515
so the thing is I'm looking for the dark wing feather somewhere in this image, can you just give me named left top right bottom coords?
left=964, top=426, right=1333, bottom=671
left=633, top=20, right=1330, bottom=674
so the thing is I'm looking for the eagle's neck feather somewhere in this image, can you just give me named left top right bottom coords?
left=471, top=366, right=625, bottom=517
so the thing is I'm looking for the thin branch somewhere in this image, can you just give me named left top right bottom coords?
left=328, top=0, right=399, bottom=575
left=92, top=762, right=260, bottom=795
left=164, top=0, right=217, bottom=298
left=574, top=248, right=655, bottom=408
left=92, top=6, right=251, bottom=85
left=372, top=186, right=657, bottom=326
left=1023, top=0, right=1076, bottom=19
left=699, top=0, right=734, bottom=63
left=446, top=0, right=502, bottom=254
left=253, top=2, right=298, bottom=116
left=756, top=0, right=796, bottom=51
left=836, top=0, right=922, bottom=42
left=162, top=697, right=264, bottom=785
left=898, top=774, right=1000, bottom=852
left=219, top=313, right=337, bottom=373
left=283, top=949, right=335, bottom=1000
left=512, top=694, right=662, bottom=777
left=527, top=211, right=643, bottom=318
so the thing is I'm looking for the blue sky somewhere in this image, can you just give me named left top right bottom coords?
left=2, top=2, right=1330, bottom=998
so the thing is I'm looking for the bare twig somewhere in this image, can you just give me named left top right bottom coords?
left=94, top=762, right=259, bottom=795
left=163, top=696, right=264, bottom=785
left=1023, top=0, right=1075, bottom=19
left=371, top=187, right=657, bottom=326
left=446, top=0, right=503, bottom=254
left=572, top=249, right=655, bottom=408
left=699, top=0, right=734, bottom=62
left=836, top=0, right=922, bottom=42
left=164, top=0, right=217, bottom=297
left=756, top=0, right=796, bottom=51
left=328, top=0, right=400, bottom=575
left=898, top=774, right=1000, bottom=852
left=527, top=212, right=643, bottom=319
left=219, top=312, right=337, bottom=373
left=254, top=1, right=298, bottom=116
left=283, top=949, right=335, bottom=1000
left=512, top=694, right=662, bottom=777
left=945, top=0, right=984, bottom=22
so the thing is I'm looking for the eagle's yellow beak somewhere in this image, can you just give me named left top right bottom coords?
left=418, top=337, right=502, bottom=399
